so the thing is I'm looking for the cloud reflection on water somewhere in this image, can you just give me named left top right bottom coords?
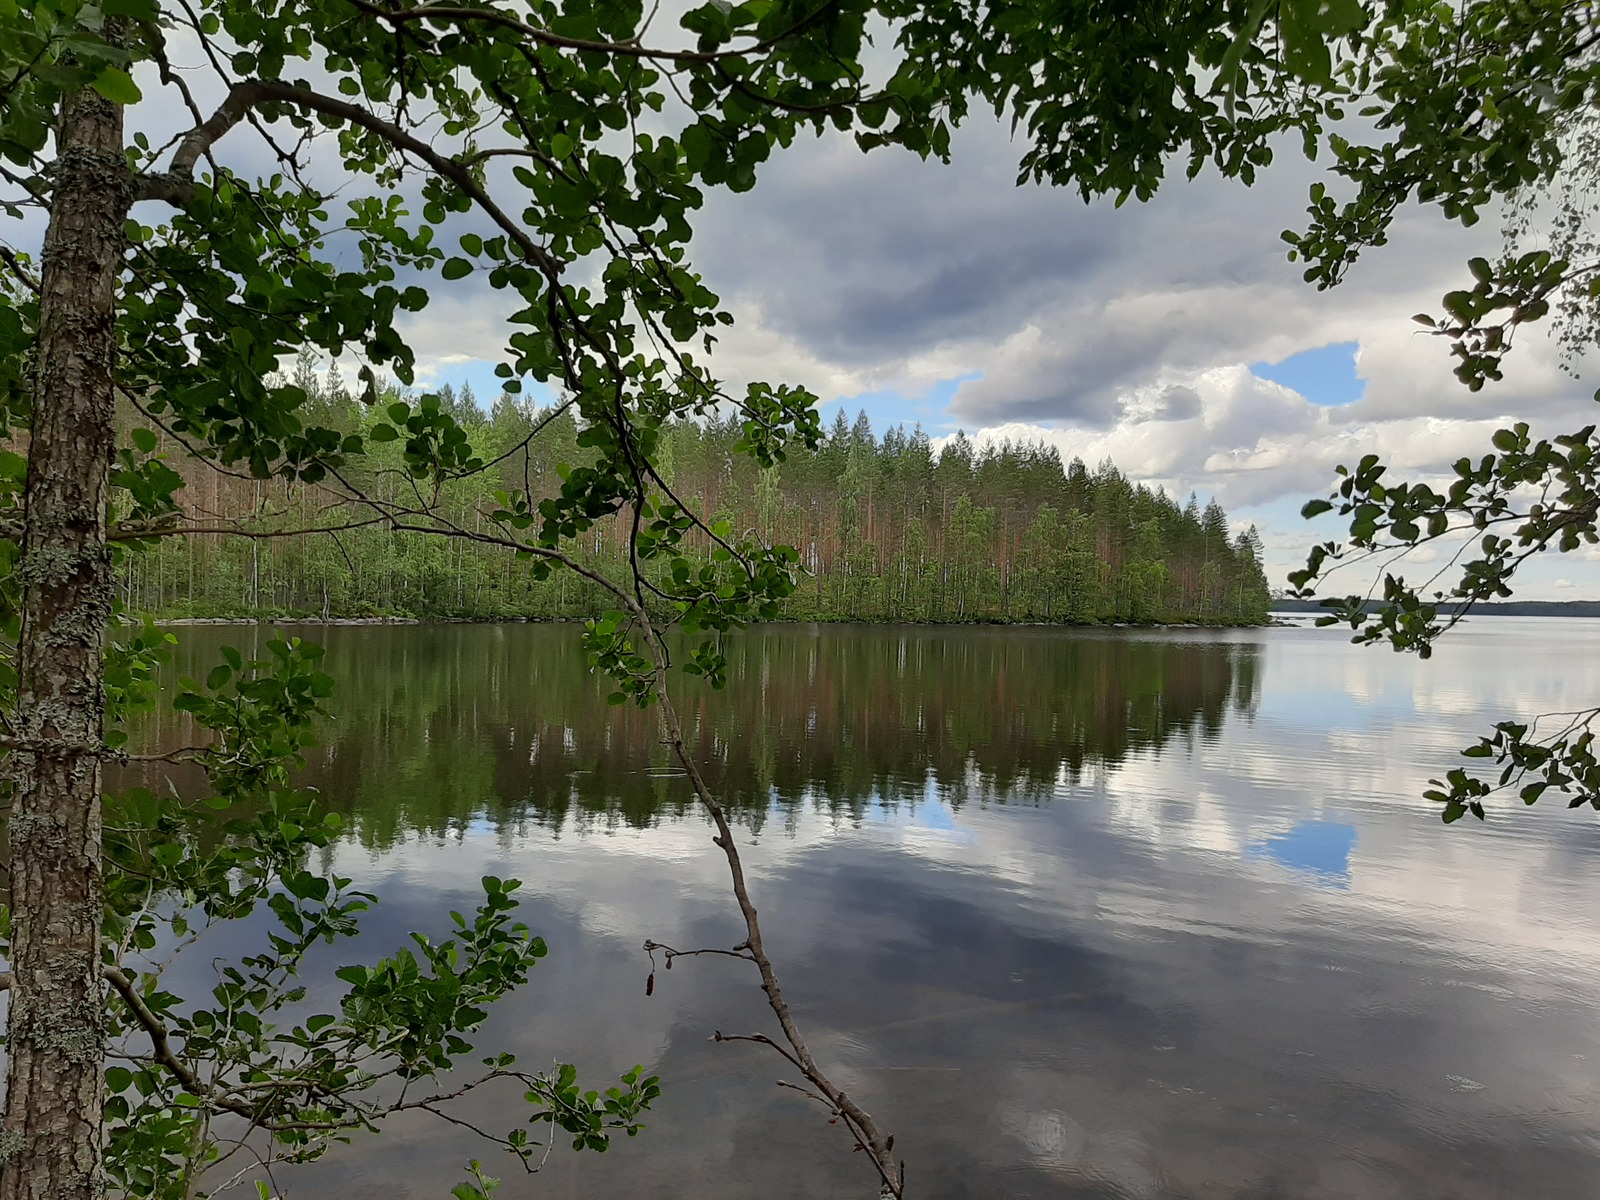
left=1245, top=821, right=1357, bottom=885
left=136, top=621, right=1600, bottom=1199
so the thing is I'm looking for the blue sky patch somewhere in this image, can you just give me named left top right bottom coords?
left=820, top=372, right=983, bottom=436
left=1246, top=819, right=1357, bottom=885
left=1250, top=342, right=1365, bottom=407
left=422, top=360, right=557, bottom=409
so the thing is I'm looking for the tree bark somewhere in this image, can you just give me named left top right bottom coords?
left=1, top=81, right=129, bottom=1200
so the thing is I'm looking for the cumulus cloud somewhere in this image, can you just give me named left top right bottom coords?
left=935, top=367, right=1512, bottom=511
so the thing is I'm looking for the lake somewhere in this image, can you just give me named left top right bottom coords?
left=134, top=619, right=1600, bottom=1199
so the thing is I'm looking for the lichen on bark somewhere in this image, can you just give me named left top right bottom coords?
left=0, top=75, right=130, bottom=1200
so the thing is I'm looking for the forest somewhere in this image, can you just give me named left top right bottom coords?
left=123, top=362, right=1272, bottom=626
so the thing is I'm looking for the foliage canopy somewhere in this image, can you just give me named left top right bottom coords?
left=1283, top=0, right=1600, bottom=825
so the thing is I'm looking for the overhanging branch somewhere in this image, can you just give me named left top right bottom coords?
left=132, top=80, right=565, bottom=280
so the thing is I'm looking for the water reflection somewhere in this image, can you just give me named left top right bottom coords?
left=1246, top=820, right=1357, bottom=884
left=129, top=621, right=1600, bottom=1199
left=138, top=623, right=1261, bottom=841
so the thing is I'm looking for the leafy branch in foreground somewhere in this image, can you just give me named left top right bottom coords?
left=57, top=634, right=655, bottom=1196
left=1290, top=413, right=1600, bottom=821
left=1292, top=419, right=1600, bottom=657
left=1262, top=0, right=1600, bottom=825
left=1431, top=711, right=1600, bottom=823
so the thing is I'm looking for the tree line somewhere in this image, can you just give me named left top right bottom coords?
left=122, top=364, right=1271, bottom=626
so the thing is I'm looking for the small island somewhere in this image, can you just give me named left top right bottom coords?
left=126, top=377, right=1271, bottom=628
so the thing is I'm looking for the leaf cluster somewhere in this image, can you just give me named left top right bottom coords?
left=1293, top=414, right=1600, bottom=819
left=85, top=641, right=659, bottom=1193
left=1282, top=0, right=1596, bottom=289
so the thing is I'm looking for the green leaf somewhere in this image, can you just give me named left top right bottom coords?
left=1212, top=0, right=1273, bottom=111
left=441, top=257, right=473, bottom=281
left=90, top=67, right=142, bottom=106
left=1279, top=0, right=1333, bottom=87
left=130, top=428, right=158, bottom=454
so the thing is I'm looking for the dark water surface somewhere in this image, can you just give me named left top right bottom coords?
left=142, top=620, right=1600, bottom=1198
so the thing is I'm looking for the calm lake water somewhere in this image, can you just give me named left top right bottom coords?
left=137, top=619, right=1600, bottom=1199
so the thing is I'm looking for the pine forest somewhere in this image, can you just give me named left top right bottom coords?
left=120, top=365, right=1272, bottom=626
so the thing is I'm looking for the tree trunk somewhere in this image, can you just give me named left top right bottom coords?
left=2, top=81, right=129, bottom=1200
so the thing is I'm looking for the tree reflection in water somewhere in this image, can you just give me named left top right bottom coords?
left=127, top=624, right=1260, bottom=847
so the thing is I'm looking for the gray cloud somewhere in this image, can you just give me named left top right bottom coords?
left=693, top=115, right=1590, bottom=438
left=697, top=127, right=1134, bottom=366
left=682, top=112, right=1600, bottom=590
left=1154, top=385, right=1203, bottom=422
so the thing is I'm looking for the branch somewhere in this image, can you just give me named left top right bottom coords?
left=110, top=515, right=390, bottom=542
left=0, top=243, right=39, bottom=294
left=643, top=938, right=755, bottom=964
left=135, top=80, right=565, bottom=281
left=102, top=966, right=362, bottom=1133
left=169, top=0, right=306, bottom=177
left=120, top=744, right=212, bottom=764
left=102, top=965, right=209, bottom=1098
left=278, top=488, right=904, bottom=1187
left=132, top=80, right=262, bottom=204
left=343, top=0, right=722, bottom=63
left=649, top=658, right=906, bottom=1196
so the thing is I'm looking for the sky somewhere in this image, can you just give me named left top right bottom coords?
left=394, top=111, right=1597, bottom=601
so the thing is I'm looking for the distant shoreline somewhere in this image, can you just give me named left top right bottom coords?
left=1271, top=598, right=1600, bottom=618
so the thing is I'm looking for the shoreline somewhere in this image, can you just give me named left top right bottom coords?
left=154, top=614, right=1274, bottom=630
